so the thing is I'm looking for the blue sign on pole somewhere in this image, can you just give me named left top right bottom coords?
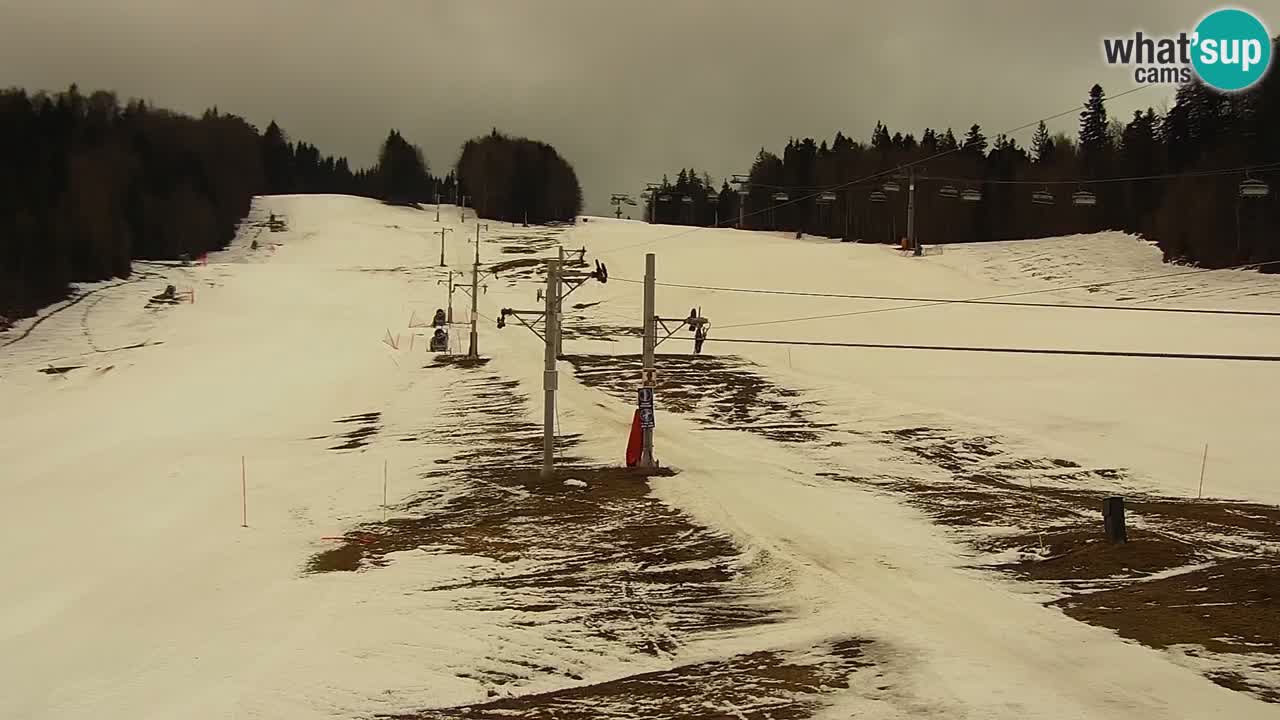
left=639, top=406, right=656, bottom=429
left=638, top=388, right=654, bottom=409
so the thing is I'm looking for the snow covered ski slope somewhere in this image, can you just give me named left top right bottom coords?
left=2, top=195, right=1277, bottom=719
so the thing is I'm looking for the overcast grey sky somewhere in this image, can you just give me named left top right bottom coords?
left=0, top=1, right=1274, bottom=215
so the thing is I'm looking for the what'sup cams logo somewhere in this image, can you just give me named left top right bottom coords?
left=1103, top=7, right=1272, bottom=92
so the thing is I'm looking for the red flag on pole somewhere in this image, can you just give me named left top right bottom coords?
left=625, top=409, right=643, bottom=467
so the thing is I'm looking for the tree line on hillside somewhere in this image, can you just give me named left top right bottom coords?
left=648, top=37, right=1279, bottom=271
left=455, top=129, right=583, bottom=224
left=645, top=169, right=731, bottom=226
left=0, top=86, right=578, bottom=321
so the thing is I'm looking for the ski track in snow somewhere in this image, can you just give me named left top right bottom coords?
left=2, top=197, right=1278, bottom=719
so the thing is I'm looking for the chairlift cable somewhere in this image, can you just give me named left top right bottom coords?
left=607, top=275, right=1280, bottom=318
left=712, top=258, right=1280, bottom=330
left=699, top=337, right=1280, bottom=363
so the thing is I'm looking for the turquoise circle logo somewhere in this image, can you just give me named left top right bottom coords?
left=1191, top=8, right=1272, bottom=91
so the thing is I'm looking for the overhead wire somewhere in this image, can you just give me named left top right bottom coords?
left=698, top=337, right=1280, bottom=363
left=714, top=258, right=1280, bottom=330
left=607, top=272, right=1280, bottom=318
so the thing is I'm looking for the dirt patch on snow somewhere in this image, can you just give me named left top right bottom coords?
left=428, top=354, right=491, bottom=369
left=565, top=354, right=829, bottom=443
left=997, top=529, right=1203, bottom=582
left=828, top=425, right=1280, bottom=702
left=312, top=411, right=381, bottom=451
left=1055, top=558, right=1280, bottom=657
left=387, top=639, right=876, bottom=720
left=308, top=365, right=784, bottom=664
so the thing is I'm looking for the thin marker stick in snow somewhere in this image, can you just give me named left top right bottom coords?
left=241, top=456, right=248, bottom=528
left=382, top=459, right=388, bottom=523
left=1198, top=444, right=1209, bottom=499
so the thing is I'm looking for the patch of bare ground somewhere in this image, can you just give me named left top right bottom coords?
left=309, top=411, right=381, bottom=451
left=1055, top=558, right=1279, bottom=655
left=560, top=324, right=643, bottom=342
left=385, top=639, right=874, bottom=720
left=488, top=231, right=585, bottom=283
left=565, top=354, right=829, bottom=443
left=997, top=529, right=1203, bottom=581
left=830, top=425, right=1280, bottom=702
left=307, top=363, right=784, bottom=665
left=428, top=354, right=491, bottom=369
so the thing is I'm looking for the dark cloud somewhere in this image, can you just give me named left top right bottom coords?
left=1, top=1, right=1273, bottom=214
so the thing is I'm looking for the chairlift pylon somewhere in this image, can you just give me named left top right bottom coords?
left=1240, top=178, right=1270, bottom=199
left=939, top=185, right=960, bottom=199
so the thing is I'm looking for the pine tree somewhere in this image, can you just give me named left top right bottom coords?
left=261, top=120, right=294, bottom=194
left=1031, top=121, right=1055, bottom=164
left=377, top=129, right=430, bottom=203
left=1078, top=84, right=1112, bottom=177
left=920, top=128, right=938, bottom=154
left=871, top=122, right=892, bottom=151
left=938, top=128, right=959, bottom=152
left=962, top=124, right=987, bottom=157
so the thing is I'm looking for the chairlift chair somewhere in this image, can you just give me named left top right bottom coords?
left=882, top=180, right=901, bottom=193
left=939, top=185, right=960, bottom=199
left=1240, top=178, right=1270, bottom=199
left=772, top=192, right=789, bottom=202
left=819, top=191, right=837, bottom=202
left=658, top=194, right=671, bottom=202
left=1072, top=190, right=1098, bottom=207
left=681, top=195, right=693, bottom=204
left=869, top=190, right=888, bottom=203
left=961, top=188, right=982, bottom=202
left=1032, top=188, right=1055, bottom=206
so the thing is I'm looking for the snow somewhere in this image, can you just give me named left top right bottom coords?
left=581, top=225, right=1280, bottom=506
left=2, top=196, right=1277, bottom=718
left=563, top=478, right=588, bottom=488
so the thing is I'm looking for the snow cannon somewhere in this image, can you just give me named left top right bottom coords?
left=429, top=327, right=449, bottom=353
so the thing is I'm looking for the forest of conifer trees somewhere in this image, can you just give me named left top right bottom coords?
left=0, top=87, right=581, bottom=321
left=648, top=39, right=1279, bottom=272
left=455, top=130, right=584, bottom=225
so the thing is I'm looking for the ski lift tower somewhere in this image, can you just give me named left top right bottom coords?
left=730, top=174, right=750, bottom=228
left=611, top=193, right=637, bottom=219
left=644, top=183, right=662, bottom=223
left=885, top=166, right=927, bottom=256
left=816, top=191, right=837, bottom=233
